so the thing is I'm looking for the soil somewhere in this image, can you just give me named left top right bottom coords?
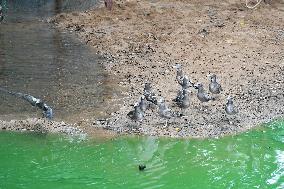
left=49, top=0, right=284, bottom=138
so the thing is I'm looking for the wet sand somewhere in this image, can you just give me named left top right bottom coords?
left=44, top=0, right=284, bottom=138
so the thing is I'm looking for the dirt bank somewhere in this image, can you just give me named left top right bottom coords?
left=50, top=0, right=284, bottom=138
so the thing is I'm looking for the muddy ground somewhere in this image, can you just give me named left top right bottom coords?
left=49, top=0, right=284, bottom=138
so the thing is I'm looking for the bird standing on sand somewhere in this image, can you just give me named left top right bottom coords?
left=144, top=83, right=158, bottom=105
left=225, top=96, right=238, bottom=115
left=176, top=89, right=190, bottom=110
left=127, top=103, right=144, bottom=122
left=194, top=83, right=215, bottom=102
left=208, top=74, right=223, bottom=94
left=158, top=97, right=176, bottom=127
left=0, top=5, right=4, bottom=23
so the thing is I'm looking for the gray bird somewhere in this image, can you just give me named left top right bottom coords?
left=225, top=96, right=238, bottom=115
left=139, top=95, right=148, bottom=112
left=127, top=103, right=144, bottom=122
left=194, top=83, right=215, bottom=102
left=0, top=87, right=54, bottom=119
left=0, top=5, right=3, bottom=23
left=208, top=74, right=223, bottom=94
left=173, top=64, right=184, bottom=84
left=179, top=76, right=193, bottom=89
left=158, top=97, right=173, bottom=126
left=176, top=89, right=190, bottom=109
left=144, top=82, right=158, bottom=105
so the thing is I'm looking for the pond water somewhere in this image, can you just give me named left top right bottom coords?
left=0, top=0, right=120, bottom=122
left=1, top=121, right=284, bottom=189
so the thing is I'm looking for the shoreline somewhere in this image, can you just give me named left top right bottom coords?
left=2, top=0, right=283, bottom=139
left=0, top=118, right=86, bottom=138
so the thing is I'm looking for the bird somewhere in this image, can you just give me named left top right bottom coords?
left=176, top=89, right=190, bottom=110
left=179, top=76, right=193, bottom=89
left=158, top=97, right=177, bottom=127
left=43, top=106, right=53, bottom=119
left=173, top=64, right=184, bottom=84
left=139, top=95, right=148, bottom=112
left=127, top=103, right=144, bottom=122
left=208, top=74, right=223, bottom=94
left=36, top=100, right=54, bottom=119
left=0, top=87, right=54, bottom=119
left=225, top=96, right=238, bottom=115
left=194, top=83, right=215, bottom=102
left=143, top=82, right=158, bottom=105
left=139, top=164, right=146, bottom=171
left=18, top=94, right=54, bottom=119
left=0, top=5, right=3, bottom=23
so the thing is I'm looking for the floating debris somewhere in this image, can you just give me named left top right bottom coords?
left=139, top=164, right=146, bottom=171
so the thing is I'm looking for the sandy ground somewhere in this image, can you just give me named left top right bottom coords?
left=49, top=0, right=284, bottom=138
left=0, top=118, right=86, bottom=138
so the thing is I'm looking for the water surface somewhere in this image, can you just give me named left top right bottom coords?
left=1, top=121, right=284, bottom=189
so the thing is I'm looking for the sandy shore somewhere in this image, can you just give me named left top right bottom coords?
left=0, top=118, right=86, bottom=138
left=49, top=0, right=284, bottom=138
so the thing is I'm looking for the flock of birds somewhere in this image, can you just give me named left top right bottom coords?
left=127, top=64, right=238, bottom=126
left=0, top=3, right=237, bottom=125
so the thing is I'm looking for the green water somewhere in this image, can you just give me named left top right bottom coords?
left=1, top=122, right=284, bottom=189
